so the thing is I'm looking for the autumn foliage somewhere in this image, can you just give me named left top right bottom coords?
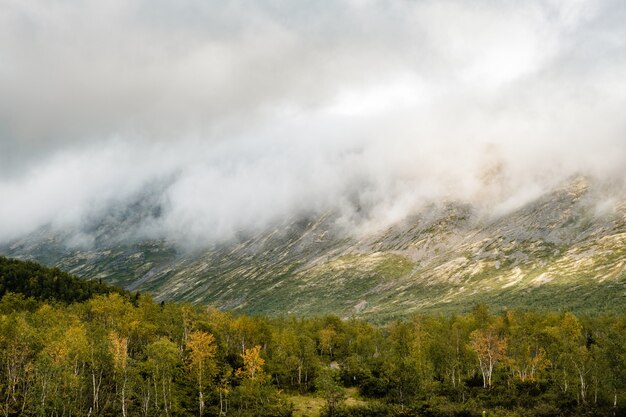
left=0, top=258, right=625, bottom=416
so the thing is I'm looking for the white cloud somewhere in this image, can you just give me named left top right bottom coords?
left=0, top=0, right=625, bottom=246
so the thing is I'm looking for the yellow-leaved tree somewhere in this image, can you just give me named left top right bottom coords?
left=236, top=345, right=265, bottom=382
left=186, top=331, right=217, bottom=417
left=470, top=326, right=508, bottom=388
left=109, top=331, right=129, bottom=417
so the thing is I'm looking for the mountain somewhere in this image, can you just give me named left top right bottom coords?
left=2, top=176, right=625, bottom=320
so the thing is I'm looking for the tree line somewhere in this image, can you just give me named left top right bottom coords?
left=1, top=257, right=625, bottom=416
left=0, top=256, right=127, bottom=303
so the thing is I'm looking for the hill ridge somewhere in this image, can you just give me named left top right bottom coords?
left=2, top=177, right=625, bottom=319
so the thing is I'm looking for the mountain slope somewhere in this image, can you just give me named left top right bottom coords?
left=2, top=177, right=625, bottom=319
left=0, top=256, right=127, bottom=303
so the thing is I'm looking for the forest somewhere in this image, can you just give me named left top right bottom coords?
left=1, top=257, right=625, bottom=416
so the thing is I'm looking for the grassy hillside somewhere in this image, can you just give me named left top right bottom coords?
left=2, top=177, right=626, bottom=319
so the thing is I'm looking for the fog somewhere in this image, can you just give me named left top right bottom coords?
left=1, top=0, right=625, bottom=246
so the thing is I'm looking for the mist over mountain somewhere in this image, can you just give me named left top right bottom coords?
left=3, top=4, right=626, bottom=417
left=1, top=1, right=626, bottom=320
left=2, top=175, right=625, bottom=319
left=1, top=0, right=626, bottom=250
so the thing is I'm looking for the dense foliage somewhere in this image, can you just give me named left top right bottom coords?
left=0, top=256, right=127, bottom=303
left=0, top=258, right=625, bottom=416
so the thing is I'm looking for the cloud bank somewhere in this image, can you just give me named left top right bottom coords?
left=1, top=0, right=625, bottom=246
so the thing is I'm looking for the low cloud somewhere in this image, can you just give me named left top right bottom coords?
left=1, top=0, right=625, bottom=246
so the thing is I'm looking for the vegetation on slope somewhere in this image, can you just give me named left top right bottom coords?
left=1, top=257, right=626, bottom=416
left=0, top=255, right=128, bottom=304
left=5, top=178, right=624, bottom=319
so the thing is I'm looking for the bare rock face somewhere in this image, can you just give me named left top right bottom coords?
left=3, top=177, right=626, bottom=320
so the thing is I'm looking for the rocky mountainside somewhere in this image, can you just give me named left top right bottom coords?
left=2, top=177, right=625, bottom=320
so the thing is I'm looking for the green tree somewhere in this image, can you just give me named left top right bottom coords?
left=145, top=337, right=181, bottom=417
left=316, top=367, right=345, bottom=417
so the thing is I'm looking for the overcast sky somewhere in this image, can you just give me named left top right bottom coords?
left=1, top=0, right=625, bottom=246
